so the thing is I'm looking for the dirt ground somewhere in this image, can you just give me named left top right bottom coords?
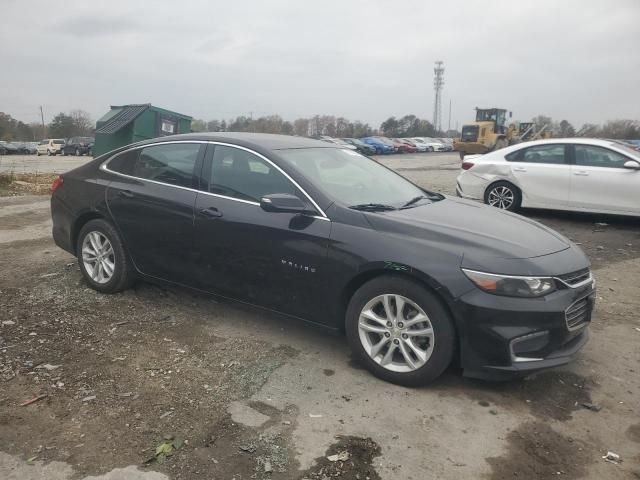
left=0, top=154, right=639, bottom=479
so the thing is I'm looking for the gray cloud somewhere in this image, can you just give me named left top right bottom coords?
left=55, top=16, right=138, bottom=37
left=1, top=0, right=639, bottom=129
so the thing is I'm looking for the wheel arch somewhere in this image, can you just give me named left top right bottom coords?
left=338, top=267, right=462, bottom=361
left=484, top=178, right=521, bottom=201
left=71, top=211, right=106, bottom=255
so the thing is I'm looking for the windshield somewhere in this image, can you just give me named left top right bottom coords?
left=610, top=140, right=640, bottom=158
left=278, top=148, right=439, bottom=208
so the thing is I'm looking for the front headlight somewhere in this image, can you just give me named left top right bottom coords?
left=462, top=269, right=556, bottom=298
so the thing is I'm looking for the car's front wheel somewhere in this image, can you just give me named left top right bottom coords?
left=77, top=219, right=134, bottom=293
left=484, top=181, right=521, bottom=211
left=346, top=276, right=455, bottom=386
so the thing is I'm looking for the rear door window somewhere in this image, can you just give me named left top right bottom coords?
left=107, top=149, right=140, bottom=176
left=574, top=145, right=629, bottom=168
left=133, top=143, right=201, bottom=188
left=507, top=144, right=567, bottom=164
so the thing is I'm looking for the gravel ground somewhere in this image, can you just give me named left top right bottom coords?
left=0, top=153, right=639, bottom=479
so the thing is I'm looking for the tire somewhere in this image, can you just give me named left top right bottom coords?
left=36, top=151, right=41, bottom=156
left=75, top=148, right=81, bottom=156
left=47, top=150, right=52, bottom=156
left=484, top=180, right=521, bottom=212
left=345, top=275, right=455, bottom=387
left=77, top=219, right=134, bottom=294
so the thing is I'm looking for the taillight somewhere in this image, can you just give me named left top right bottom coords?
left=51, top=176, right=64, bottom=194
left=462, top=161, right=474, bottom=170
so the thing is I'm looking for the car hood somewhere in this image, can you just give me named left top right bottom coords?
left=363, top=196, right=570, bottom=261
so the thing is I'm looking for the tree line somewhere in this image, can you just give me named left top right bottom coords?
left=1, top=109, right=639, bottom=142
left=0, top=110, right=93, bottom=141
left=191, top=114, right=379, bottom=138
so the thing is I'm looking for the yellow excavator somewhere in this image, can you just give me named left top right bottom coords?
left=454, top=108, right=550, bottom=158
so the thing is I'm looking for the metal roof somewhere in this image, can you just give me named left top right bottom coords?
left=95, top=104, right=150, bottom=134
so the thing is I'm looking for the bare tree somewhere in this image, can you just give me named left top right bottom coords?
left=70, top=110, right=94, bottom=136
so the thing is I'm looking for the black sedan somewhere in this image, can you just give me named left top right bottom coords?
left=51, top=133, right=594, bottom=385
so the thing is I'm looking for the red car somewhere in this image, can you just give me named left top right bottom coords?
left=390, top=138, right=417, bottom=153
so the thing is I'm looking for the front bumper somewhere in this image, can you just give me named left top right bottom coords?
left=453, top=278, right=595, bottom=380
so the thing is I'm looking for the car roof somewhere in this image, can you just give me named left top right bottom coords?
left=511, top=137, right=625, bottom=148
left=142, top=132, right=335, bottom=151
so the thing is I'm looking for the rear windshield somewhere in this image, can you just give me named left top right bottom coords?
left=53, top=140, right=65, bottom=144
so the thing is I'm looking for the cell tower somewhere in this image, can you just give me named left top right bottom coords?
left=433, top=61, right=445, bottom=132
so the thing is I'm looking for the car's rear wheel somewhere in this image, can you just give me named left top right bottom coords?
left=346, top=276, right=455, bottom=386
left=484, top=181, right=521, bottom=211
left=77, top=219, right=134, bottom=293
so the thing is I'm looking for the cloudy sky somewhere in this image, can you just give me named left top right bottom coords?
left=2, top=0, right=638, bottom=129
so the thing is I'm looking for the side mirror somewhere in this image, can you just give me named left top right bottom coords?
left=623, top=160, right=640, bottom=170
left=260, top=193, right=307, bottom=213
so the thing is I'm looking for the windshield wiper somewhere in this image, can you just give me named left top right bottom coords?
left=401, top=195, right=431, bottom=208
left=349, top=203, right=397, bottom=212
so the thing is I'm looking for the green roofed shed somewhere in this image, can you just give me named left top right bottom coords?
left=93, top=104, right=192, bottom=157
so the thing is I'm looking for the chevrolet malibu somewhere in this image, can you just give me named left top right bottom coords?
left=51, top=133, right=595, bottom=386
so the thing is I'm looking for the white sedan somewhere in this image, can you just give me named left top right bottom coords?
left=456, top=138, right=640, bottom=216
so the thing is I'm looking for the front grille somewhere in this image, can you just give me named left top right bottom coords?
left=557, top=268, right=591, bottom=287
left=565, top=296, right=592, bottom=330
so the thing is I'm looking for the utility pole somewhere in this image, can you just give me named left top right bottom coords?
left=433, top=61, right=445, bottom=133
left=39, top=105, right=46, bottom=139
left=448, top=99, right=452, bottom=133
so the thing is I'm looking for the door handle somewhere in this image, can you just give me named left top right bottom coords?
left=118, top=190, right=134, bottom=198
left=513, top=167, right=527, bottom=172
left=199, top=207, right=223, bottom=218
left=574, top=171, right=589, bottom=176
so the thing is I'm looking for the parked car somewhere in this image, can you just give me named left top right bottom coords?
left=62, top=137, right=95, bottom=156
left=17, top=142, right=38, bottom=154
left=435, top=138, right=454, bottom=151
left=409, top=138, right=434, bottom=152
left=418, top=137, right=449, bottom=152
left=456, top=138, right=640, bottom=216
left=36, top=139, right=65, bottom=156
left=391, top=138, right=418, bottom=153
left=316, top=136, right=358, bottom=151
left=396, top=138, right=427, bottom=153
left=0, top=141, right=19, bottom=155
left=374, top=136, right=398, bottom=152
left=360, top=137, right=394, bottom=154
left=341, top=138, right=377, bottom=155
left=51, top=133, right=593, bottom=386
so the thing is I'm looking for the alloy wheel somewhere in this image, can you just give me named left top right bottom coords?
left=358, top=294, right=435, bottom=373
left=487, top=186, right=514, bottom=209
left=82, top=231, right=115, bottom=284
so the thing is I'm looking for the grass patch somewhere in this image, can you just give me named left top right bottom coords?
left=0, top=172, right=58, bottom=196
